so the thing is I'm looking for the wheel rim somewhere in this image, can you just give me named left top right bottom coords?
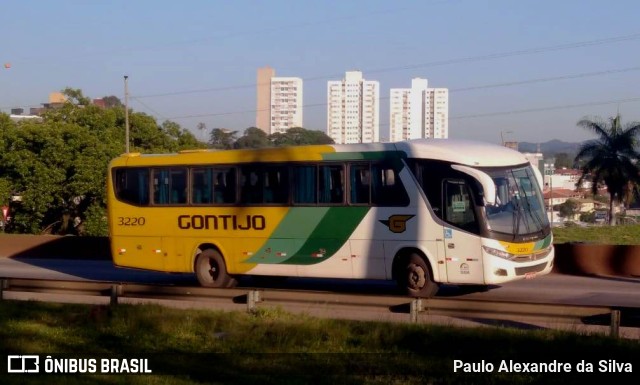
left=407, top=263, right=426, bottom=290
left=205, top=257, right=219, bottom=283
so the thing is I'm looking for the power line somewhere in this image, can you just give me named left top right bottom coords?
left=130, top=97, right=169, bottom=121
left=450, top=66, right=640, bottom=92
left=450, top=96, right=640, bottom=120
left=163, top=65, right=640, bottom=121
left=135, top=32, right=640, bottom=99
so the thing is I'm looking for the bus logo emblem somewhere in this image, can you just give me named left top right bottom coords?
left=379, top=215, right=415, bottom=233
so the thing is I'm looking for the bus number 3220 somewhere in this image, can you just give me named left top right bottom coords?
left=117, top=217, right=146, bottom=226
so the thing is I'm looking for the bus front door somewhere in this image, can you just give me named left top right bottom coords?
left=442, top=180, right=484, bottom=284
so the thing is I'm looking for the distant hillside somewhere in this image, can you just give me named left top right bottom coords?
left=518, top=140, right=583, bottom=155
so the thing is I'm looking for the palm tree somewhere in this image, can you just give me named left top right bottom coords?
left=574, top=114, right=640, bottom=225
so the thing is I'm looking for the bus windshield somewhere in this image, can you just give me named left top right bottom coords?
left=483, top=166, right=548, bottom=237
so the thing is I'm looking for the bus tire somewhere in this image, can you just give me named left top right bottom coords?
left=195, top=249, right=236, bottom=288
left=401, top=253, right=439, bottom=298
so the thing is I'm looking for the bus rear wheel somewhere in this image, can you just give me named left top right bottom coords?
left=195, top=249, right=236, bottom=288
left=401, top=253, right=439, bottom=298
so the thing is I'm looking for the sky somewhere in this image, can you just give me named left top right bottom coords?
left=2, top=0, right=640, bottom=145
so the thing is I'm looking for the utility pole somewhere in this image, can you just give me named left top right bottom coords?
left=124, top=75, right=130, bottom=153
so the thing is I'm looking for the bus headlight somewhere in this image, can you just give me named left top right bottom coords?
left=482, top=246, right=516, bottom=260
left=482, top=245, right=553, bottom=261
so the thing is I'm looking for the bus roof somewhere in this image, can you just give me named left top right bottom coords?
left=393, top=138, right=529, bottom=167
left=109, top=139, right=528, bottom=168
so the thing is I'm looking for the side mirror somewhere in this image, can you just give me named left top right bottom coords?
left=451, top=165, right=496, bottom=206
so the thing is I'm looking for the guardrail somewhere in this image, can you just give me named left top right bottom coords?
left=1, top=277, right=636, bottom=338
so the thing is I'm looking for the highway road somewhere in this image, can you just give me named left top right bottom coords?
left=1, top=256, right=639, bottom=308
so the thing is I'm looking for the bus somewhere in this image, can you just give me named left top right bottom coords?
left=106, top=139, right=554, bottom=298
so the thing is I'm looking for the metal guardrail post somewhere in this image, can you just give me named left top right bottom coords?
left=247, top=290, right=261, bottom=312
left=110, top=284, right=123, bottom=306
left=610, top=310, right=621, bottom=338
left=410, top=298, right=422, bottom=323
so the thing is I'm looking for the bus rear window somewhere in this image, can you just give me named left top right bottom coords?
left=114, top=168, right=150, bottom=205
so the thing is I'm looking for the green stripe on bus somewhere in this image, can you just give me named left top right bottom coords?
left=283, top=206, right=370, bottom=265
left=535, top=235, right=552, bottom=250
left=244, top=207, right=329, bottom=264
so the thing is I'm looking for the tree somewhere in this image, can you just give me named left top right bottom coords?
left=234, top=127, right=270, bottom=149
left=556, top=199, right=579, bottom=220
left=197, top=122, right=207, bottom=143
left=209, top=128, right=237, bottom=149
left=160, top=120, right=204, bottom=152
left=553, top=152, right=573, bottom=169
left=61, top=87, right=91, bottom=106
left=574, top=114, right=640, bottom=225
left=0, top=88, right=215, bottom=235
left=269, top=127, right=334, bottom=146
left=102, top=95, right=123, bottom=108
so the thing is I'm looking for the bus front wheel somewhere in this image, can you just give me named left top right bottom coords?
left=401, top=253, right=439, bottom=298
left=195, top=249, right=236, bottom=288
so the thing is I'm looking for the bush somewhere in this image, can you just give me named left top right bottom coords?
left=81, top=202, right=108, bottom=236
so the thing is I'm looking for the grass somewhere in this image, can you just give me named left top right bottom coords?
left=552, top=224, right=640, bottom=245
left=1, top=301, right=638, bottom=385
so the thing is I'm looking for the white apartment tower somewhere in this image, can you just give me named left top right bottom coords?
left=255, top=67, right=303, bottom=134
left=327, top=71, right=380, bottom=144
left=270, top=77, right=303, bottom=134
left=389, top=78, right=449, bottom=142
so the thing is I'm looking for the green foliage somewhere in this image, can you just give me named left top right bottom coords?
left=0, top=88, right=209, bottom=234
left=1, top=301, right=638, bottom=385
left=81, top=201, right=109, bottom=236
left=552, top=224, right=640, bottom=244
left=62, top=87, right=91, bottom=106
left=234, top=127, right=270, bottom=149
left=574, top=114, right=640, bottom=225
left=209, top=128, right=238, bottom=149
left=556, top=199, right=579, bottom=218
left=101, top=95, right=123, bottom=108
left=210, top=126, right=334, bottom=149
left=579, top=211, right=595, bottom=223
left=553, top=152, right=573, bottom=169
left=270, top=127, right=334, bottom=146
left=0, top=92, right=335, bottom=235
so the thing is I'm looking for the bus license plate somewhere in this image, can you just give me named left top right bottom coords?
left=525, top=272, right=537, bottom=279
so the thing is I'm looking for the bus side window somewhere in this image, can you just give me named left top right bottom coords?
left=371, top=162, right=409, bottom=206
left=240, top=168, right=262, bottom=204
left=293, top=165, right=317, bottom=204
left=153, top=168, right=187, bottom=205
left=115, top=168, right=149, bottom=205
left=349, top=163, right=370, bottom=204
left=319, top=165, right=344, bottom=204
left=191, top=168, right=212, bottom=204
left=170, top=168, right=187, bottom=204
left=213, top=171, right=227, bottom=203
left=444, top=179, right=479, bottom=234
left=263, top=165, right=288, bottom=204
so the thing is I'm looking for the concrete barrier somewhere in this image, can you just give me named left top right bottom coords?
left=552, top=243, right=640, bottom=277
left=0, top=235, right=111, bottom=260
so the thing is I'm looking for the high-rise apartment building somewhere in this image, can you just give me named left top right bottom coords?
left=255, top=67, right=303, bottom=134
left=269, top=77, right=303, bottom=134
left=255, top=66, right=275, bottom=132
left=327, top=71, right=379, bottom=144
left=389, top=78, right=449, bottom=142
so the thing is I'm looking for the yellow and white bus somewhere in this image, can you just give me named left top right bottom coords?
left=106, top=139, right=554, bottom=297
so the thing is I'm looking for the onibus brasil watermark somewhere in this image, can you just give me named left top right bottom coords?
left=7, top=355, right=152, bottom=374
